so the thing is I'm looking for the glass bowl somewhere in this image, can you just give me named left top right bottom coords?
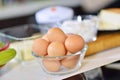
left=32, top=44, right=88, bottom=75
left=0, top=35, right=10, bottom=52
left=0, top=35, right=11, bottom=68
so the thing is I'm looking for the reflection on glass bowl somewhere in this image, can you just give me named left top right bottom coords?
left=32, top=44, right=88, bottom=75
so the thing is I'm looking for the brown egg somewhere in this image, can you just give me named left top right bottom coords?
left=32, top=38, right=49, bottom=56
left=42, top=34, right=49, bottom=42
left=61, top=52, right=80, bottom=69
left=42, top=59, right=61, bottom=72
left=65, top=34, right=85, bottom=53
left=48, top=41, right=66, bottom=57
left=47, top=27, right=66, bottom=43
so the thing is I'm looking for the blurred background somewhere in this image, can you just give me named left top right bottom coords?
left=0, top=0, right=120, bottom=28
left=0, top=0, right=120, bottom=80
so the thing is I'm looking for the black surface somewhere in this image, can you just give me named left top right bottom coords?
left=102, top=66, right=120, bottom=80
left=0, top=24, right=40, bottom=38
left=0, top=14, right=36, bottom=29
left=63, top=74, right=86, bottom=80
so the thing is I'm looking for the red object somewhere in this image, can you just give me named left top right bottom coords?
left=0, top=42, right=10, bottom=52
left=51, top=7, right=57, bottom=12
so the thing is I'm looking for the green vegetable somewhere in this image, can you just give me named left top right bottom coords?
left=0, top=41, right=5, bottom=48
left=0, top=48, right=16, bottom=66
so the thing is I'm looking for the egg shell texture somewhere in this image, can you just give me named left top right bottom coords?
left=47, top=27, right=66, bottom=43
left=61, top=53, right=80, bottom=69
left=47, top=41, right=66, bottom=57
left=42, top=34, right=49, bottom=42
left=42, top=59, right=61, bottom=72
left=32, top=38, right=49, bottom=56
left=65, top=34, right=85, bottom=53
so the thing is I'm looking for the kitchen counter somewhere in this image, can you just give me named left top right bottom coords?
left=0, top=44, right=120, bottom=80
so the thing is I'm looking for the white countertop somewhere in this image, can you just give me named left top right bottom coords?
left=0, top=46, right=120, bottom=80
